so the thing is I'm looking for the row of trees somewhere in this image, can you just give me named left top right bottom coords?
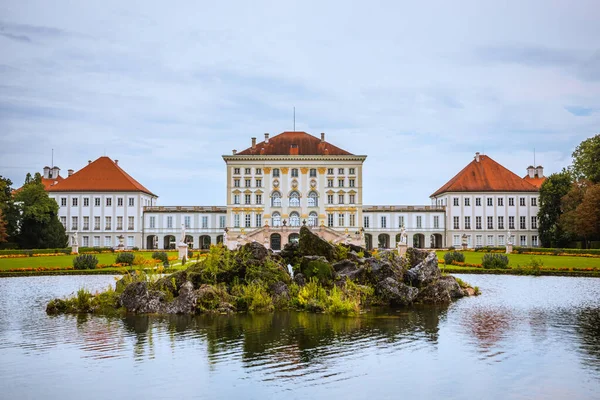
left=539, top=134, right=600, bottom=248
left=0, top=173, right=68, bottom=249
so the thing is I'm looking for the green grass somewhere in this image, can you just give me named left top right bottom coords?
left=0, top=251, right=179, bottom=271
left=435, top=251, right=600, bottom=269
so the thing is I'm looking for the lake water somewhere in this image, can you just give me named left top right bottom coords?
left=0, top=274, right=599, bottom=400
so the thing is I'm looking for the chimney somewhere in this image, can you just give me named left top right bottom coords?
left=527, top=165, right=535, bottom=179
left=475, top=152, right=480, bottom=162
left=264, top=133, right=269, bottom=143
left=88, top=160, right=92, bottom=164
left=114, top=160, right=119, bottom=165
left=232, top=149, right=237, bottom=155
left=43, top=166, right=50, bottom=179
left=536, top=165, right=544, bottom=178
left=51, top=166, right=60, bottom=178
left=251, top=137, right=256, bottom=149
left=320, top=132, right=325, bottom=142
left=68, top=169, right=74, bottom=177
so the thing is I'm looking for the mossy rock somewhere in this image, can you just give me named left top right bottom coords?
left=298, top=226, right=339, bottom=262
left=299, top=256, right=334, bottom=284
left=406, top=247, right=428, bottom=268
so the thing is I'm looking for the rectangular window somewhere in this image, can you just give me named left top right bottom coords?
left=349, top=194, right=355, bottom=204
left=82, top=236, right=89, bottom=247
left=476, top=216, right=482, bottom=229
left=498, top=235, right=505, bottom=246
left=245, top=194, right=251, bottom=205
left=338, top=168, right=344, bottom=174
left=234, top=179, right=240, bottom=187
left=94, top=198, right=100, bottom=207
left=202, top=216, right=208, bottom=228
left=273, top=168, right=280, bottom=177
left=338, top=179, right=344, bottom=187
left=520, top=216, right=526, bottom=229
left=83, top=198, right=89, bottom=207
left=498, top=216, right=505, bottom=229
left=72, top=198, right=78, bottom=207
left=117, top=216, right=123, bottom=230
left=104, top=236, right=111, bottom=247
left=453, top=216, right=459, bottom=229
left=349, top=168, right=355, bottom=174
left=291, top=168, right=298, bottom=177
left=83, top=216, right=89, bottom=230
left=349, top=179, right=355, bottom=187
left=117, top=198, right=123, bottom=207
left=245, top=168, right=251, bottom=175
left=465, top=198, right=470, bottom=206
left=509, top=198, right=515, bottom=206
left=219, top=216, right=226, bottom=228
left=71, top=216, right=78, bottom=230
left=520, top=235, right=527, bottom=246
left=256, top=168, right=262, bottom=175
left=453, top=235, right=460, bottom=246
left=520, top=197, right=526, bottom=206
left=105, top=216, right=111, bottom=230
left=129, top=198, right=134, bottom=207
left=464, top=216, right=471, bottom=229
left=416, top=216, right=422, bottom=228
left=453, top=198, right=459, bottom=206
left=381, top=216, right=387, bottom=228
left=487, top=198, right=493, bottom=206
left=93, top=236, right=100, bottom=247
left=234, top=168, right=240, bottom=175
left=127, top=236, right=134, bottom=248
left=149, top=216, right=155, bottom=229
left=327, top=195, right=334, bottom=204
left=245, top=214, right=251, bottom=228
left=167, top=216, right=173, bottom=229
left=498, top=198, right=504, bottom=206
left=338, top=194, right=344, bottom=204
left=476, top=235, right=483, bottom=247
left=531, top=197, right=538, bottom=206
left=61, top=198, right=67, bottom=207
left=327, top=213, right=334, bottom=227
left=234, top=214, right=240, bottom=228
left=327, top=179, right=334, bottom=187
left=487, top=216, right=493, bottom=229
left=338, top=213, right=345, bottom=227
left=256, top=179, right=262, bottom=187
left=364, top=216, right=370, bottom=228
left=184, top=216, right=191, bottom=229
left=309, top=168, right=317, bottom=177
left=487, top=235, right=494, bottom=246
left=106, top=198, right=112, bottom=206
left=256, top=194, right=262, bottom=204
left=94, top=216, right=100, bottom=230
left=399, top=216, right=405, bottom=228
left=60, top=216, right=66, bottom=229
left=434, top=216, right=440, bottom=229
left=349, top=214, right=356, bottom=227
left=509, top=216, right=515, bottom=230
left=256, top=214, right=262, bottom=227
left=532, top=235, right=538, bottom=247
left=531, top=216, right=537, bottom=229
left=245, top=179, right=251, bottom=187
left=327, top=168, right=334, bottom=175
left=234, top=194, right=240, bottom=204
left=475, top=198, right=481, bottom=206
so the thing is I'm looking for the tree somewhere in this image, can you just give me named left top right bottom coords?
left=0, top=209, right=7, bottom=243
left=538, top=170, right=572, bottom=247
left=13, top=177, right=67, bottom=249
left=572, top=134, right=600, bottom=183
left=0, top=176, right=19, bottom=242
left=560, top=182, right=600, bottom=248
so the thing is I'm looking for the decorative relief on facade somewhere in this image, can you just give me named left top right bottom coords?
left=310, top=180, right=317, bottom=187
left=291, top=180, right=298, bottom=188
left=300, top=167, right=309, bottom=174
left=318, top=167, right=327, bottom=174
left=263, top=167, right=272, bottom=174
left=281, top=167, right=289, bottom=174
left=273, top=179, right=280, bottom=187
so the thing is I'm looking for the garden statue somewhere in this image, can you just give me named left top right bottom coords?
left=177, top=224, right=188, bottom=261
left=400, top=226, right=408, bottom=244
left=71, top=231, right=79, bottom=254
left=72, top=231, right=78, bottom=246
left=507, top=230, right=513, bottom=245
left=461, top=233, right=468, bottom=250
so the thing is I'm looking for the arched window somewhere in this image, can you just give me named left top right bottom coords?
left=271, top=191, right=281, bottom=207
left=289, top=191, right=300, bottom=207
left=290, top=212, right=300, bottom=227
left=308, top=191, right=318, bottom=207
left=272, top=212, right=281, bottom=227
left=308, top=211, right=318, bottom=226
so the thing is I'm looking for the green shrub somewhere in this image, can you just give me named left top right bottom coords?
left=482, top=253, right=509, bottom=269
left=115, top=252, right=135, bottom=266
left=132, top=246, right=139, bottom=251
left=526, top=257, right=543, bottom=275
left=327, top=285, right=359, bottom=315
left=444, top=251, right=465, bottom=265
left=152, top=251, right=169, bottom=263
left=73, top=254, right=98, bottom=270
left=297, top=278, right=329, bottom=312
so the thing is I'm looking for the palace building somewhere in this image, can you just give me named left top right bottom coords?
left=39, top=132, right=544, bottom=250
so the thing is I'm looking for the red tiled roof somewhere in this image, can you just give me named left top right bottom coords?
left=431, top=155, right=539, bottom=197
left=236, top=131, right=354, bottom=156
left=48, top=157, right=156, bottom=196
left=42, top=176, right=64, bottom=190
left=523, top=175, right=546, bottom=188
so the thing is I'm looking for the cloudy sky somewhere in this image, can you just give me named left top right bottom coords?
left=1, top=0, right=598, bottom=205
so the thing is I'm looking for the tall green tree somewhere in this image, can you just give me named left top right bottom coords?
left=13, top=175, right=67, bottom=249
left=560, top=182, right=600, bottom=248
left=0, top=209, right=7, bottom=243
left=0, top=175, right=19, bottom=242
left=571, top=134, right=600, bottom=183
left=538, top=170, right=573, bottom=247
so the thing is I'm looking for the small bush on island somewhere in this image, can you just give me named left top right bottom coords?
left=444, top=251, right=465, bottom=265
left=73, top=254, right=98, bottom=270
left=482, top=253, right=509, bottom=269
left=115, top=252, right=135, bottom=266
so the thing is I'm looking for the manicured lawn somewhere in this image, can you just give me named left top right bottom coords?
left=0, top=251, right=179, bottom=271
left=435, top=251, right=600, bottom=269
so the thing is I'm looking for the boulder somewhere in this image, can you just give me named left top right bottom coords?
left=298, top=226, right=338, bottom=261
left=376, top=277, right=419, bottom=306
left=415, top=276, right=464, bottom=304
left=280, top=242, right=300, bottom=266
left=333, top=259, right=367, bottom=283
left=404, top=251, right=441, bottom=287
left=243, top=241, right=269, bottom=262
left=154, top=270, right=188, bottom=295
left=269, top=281, right=290, bottom=307
left=119, top=281, right=166, bottom=313
left=365, top=257, right=402, bottom=284
left=164, top=281, right=197, bottom=314
left=299, top=255, right=334, bottom=283
left=293, top=272, right=306, bottom=286
left=406, top=247, right=428, bottom=268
